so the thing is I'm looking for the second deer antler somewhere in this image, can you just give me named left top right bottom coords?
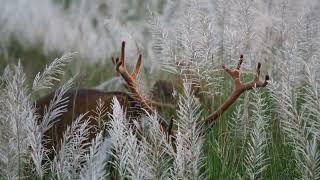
left=205, top=55, right=269, bottom=124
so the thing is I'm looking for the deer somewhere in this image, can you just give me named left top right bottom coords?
left=35, top=41, right=269, bottom=158
left=111, top=55, right=207, bottom=110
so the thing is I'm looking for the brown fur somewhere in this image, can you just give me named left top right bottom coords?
left=35, top=89, right=142, bottom=158
left=150, top=77, right=208, bottom=107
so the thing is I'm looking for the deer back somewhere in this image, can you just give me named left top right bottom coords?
left=35, top=89, right=141, bottom=158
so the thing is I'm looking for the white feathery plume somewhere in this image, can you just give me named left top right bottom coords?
left=108, top=97, right=130, bottom=178
left=80, top=132, right=110, bottom=180
left=302, top=58, right=320, bottom=139
left=0, top=58, right=76, bottom=178
left=39, top=76, right=75, bottom=133
left=89, top=98, right=109, bottom=132
left=139, top=113, right=175, bottom=179
left=244, top=88, right=269, bottom=179
left=269, top=78, right=320, bottom=179
left=171, top=81, right=204, bottom=179
left=51, top=114, right=90, bottom=180
left=0, top=62, right=38, bottom=179
left=32, top=52, right=76, bottom=91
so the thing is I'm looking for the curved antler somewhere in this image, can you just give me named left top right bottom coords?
left=115, top=42, right=152, bottom=111
left=112, top=48, right=178, bottom=110
left=205, top=55, right=269, bottom=124
left=114, top=41, right=170, bottom=132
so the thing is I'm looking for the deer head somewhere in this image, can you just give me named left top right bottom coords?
left=112, top=54, right=206, bottom=109
left=114, top=41, right=269, bottom=135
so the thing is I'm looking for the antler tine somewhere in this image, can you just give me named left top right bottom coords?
left=120, top=41, right=126, bottom=71
left=222, top=55, right=244, bottom=89
left=223, top=55, right=243, bottom=76
left=111, top=56, right=116, bottom=65
left=222, top=64, right=233, bottom=77
left=116, top=57, right=119, bottom=64
left=112, top=57, right=121, bottom=77
left=115, top=42, right=142, bottom=81
left=112, top=57, right=120, bottom=65
left=237, top=54, right=244, bottom=70
left=242, top=62, right=269, bottom=90
left=131, top=54, right=142, bottom=80
left=255, top=62, right=261, bottom=81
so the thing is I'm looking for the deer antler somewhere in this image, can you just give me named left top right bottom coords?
left=112, top=54, right=178, bottom=110
left=205, top=55, right=269, bottom=124
left=115, top=42, right=152, bottom=111
left=114, top=42, right=170, bottom=132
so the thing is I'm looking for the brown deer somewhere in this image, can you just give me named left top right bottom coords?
left=111, top=56, right=207, bottom=109
left=35, top=41, right=269, bottom=156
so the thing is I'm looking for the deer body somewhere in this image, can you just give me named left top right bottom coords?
left=36, top=41, right=269, bottom=159
left=35, top=89, right=142, bottom=155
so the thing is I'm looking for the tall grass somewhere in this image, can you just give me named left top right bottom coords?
left=0, top=0, right=320, bottom=179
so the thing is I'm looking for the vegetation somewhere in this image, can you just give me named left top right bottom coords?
left=0, top=0, right=319, bottom=179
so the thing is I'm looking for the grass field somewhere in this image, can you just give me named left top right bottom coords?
left=0, top=0, right=319, bottom=179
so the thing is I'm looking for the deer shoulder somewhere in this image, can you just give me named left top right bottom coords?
left=35, top=89, right=142, bottom=157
